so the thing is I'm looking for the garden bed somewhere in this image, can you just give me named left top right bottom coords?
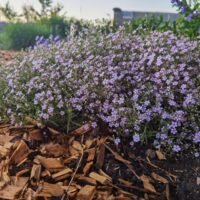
left=0, top=120, right=199, bottom=200
left=0, top=27, right=199, bottom=200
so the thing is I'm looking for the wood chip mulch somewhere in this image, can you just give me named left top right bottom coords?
left=0, top=50, right=16, bottom=64
left=0, top=119, right=177, bottom=200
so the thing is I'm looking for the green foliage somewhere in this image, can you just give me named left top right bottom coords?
left=172, top=17, right=200, bottom=38
left=0, top=17, right=116, bottom=50
left=0, top=66, right=8, bottom=118
left=126, top=15, right=171, bottom=33
left=0, top=22, right=51, bottom=50
left=94, top=18, right=117, bottom=34
left=43, top=15, right=69, bottom=37
left=0, top=31, right=10, bottom=49
left=0, top=0, right=69, bottom=49
left=126, top=15, right=199, bottom=38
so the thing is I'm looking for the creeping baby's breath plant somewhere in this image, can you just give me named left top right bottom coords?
left=2, top=28, right=200, bottom=155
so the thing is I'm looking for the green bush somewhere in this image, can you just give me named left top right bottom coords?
left=44, top=16, right=69, bottom=37
left=0, top=22, right=51, bottom=50
left=126, top=15, right=200, bottom=38
left=0, top=31, right=11, bottom=50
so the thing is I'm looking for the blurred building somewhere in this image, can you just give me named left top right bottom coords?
left=113, top=8, right=179, bottom=26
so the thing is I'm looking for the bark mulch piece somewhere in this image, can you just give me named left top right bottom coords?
left=0, top=50, right=16, bottom=64
left=0, top=121, right=198, bottom=200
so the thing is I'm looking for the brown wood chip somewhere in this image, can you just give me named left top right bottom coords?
left=72, top=140, right=82, bottom=151
left=140, top=175, right=157, bottom=193
left=87, top=148, right=96, bottom=162
left=76, top=185, right=96, bottom=200
left=0, top=135, right=14, bottom=145
left=37, top=156, right=64, bottom=171
left=35, top=182, right=64, bottom=197
left=83, top=161, right=93, bottom=174
left=0, top=145, right=9, bottom=157
left=0, top=177, right=28, bottom=200
left=52, top=168, right=73, bottom=180
left=85, top=139, right=95, bottom=149
left=155, top=150, right=166, bottom=160
left=28, top=129, right=43, bottom=141
left=0, top=185, right=23, bottom=200
left=9, top=140, right=30, bottom=165
left=89, top=172, right=108, bottom=185
left=42, top=143, right=67, bottom=157
left=96, top=143, right=105, bottom=169
left=30, top=164, right=42, bottom=181
left=151, top=172, right=168, bottom=184
left=71, top=124, right=91, bottom=136
left=77, top=175, right=97, bottom=185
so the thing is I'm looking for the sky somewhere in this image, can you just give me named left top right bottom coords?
left=0, top=0, right=177, bottom=20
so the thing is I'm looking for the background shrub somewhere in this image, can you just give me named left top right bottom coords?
left=126, top=15, right=200, bottom=38
left=0, top=18, right=115, bottom=50
left=0, top=22, right=51, bottom=50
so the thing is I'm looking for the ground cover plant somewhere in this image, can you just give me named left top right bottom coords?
left=1, top=27, right=199, bottom=157
left=0, top=66, right=7, bottom=119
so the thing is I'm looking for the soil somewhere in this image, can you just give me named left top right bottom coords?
left=0, top=50, right=16, bottom=64
left=155, top=158, right=200, bottom=200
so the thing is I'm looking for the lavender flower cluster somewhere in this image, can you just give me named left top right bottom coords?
left=171, top=0, right=199, bottom=21
left=3, top=29, right=200, bottom=155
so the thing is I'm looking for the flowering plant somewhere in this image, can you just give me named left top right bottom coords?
left=0, top=65, right=8, bottom=120
left=2, top=29, right=200, bottom=155
left=171, top=0, right=200, bottom=21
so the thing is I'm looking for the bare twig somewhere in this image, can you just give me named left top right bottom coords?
left=61, top=135, right=84, bottom=200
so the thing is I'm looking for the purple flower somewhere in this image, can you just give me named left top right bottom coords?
left=173, top=145, right=181, bottom=152
left=60, top=111, right=65, bottom=116
left=114, top=137, right=121, bottom=145
left=42, top=113, right=49, bottom=120
left=48, top=107, right=54, bottom=115
left=184, top=94, right=195, bottom=106
left=91, top=122, right=97, bottom=128
left=187, top=14, right=193, bottom=21
left=162, top=112, right=170, bottom=119
left=133, top=134, right=140, bottom=143
left=169, top=100, right=177, bottom=106
left=54, top=35, right=60, bottom=42
left=160, top=134, right=168, bottom=140
left=194, top=152, right=199, bottom=157
left=171, top=0, right=176, bottom=3
left=193, top=132, right=200, bottom=143
left=180, top=7, right=187, bottom=14
left=57, top=101, right=64, bottom=108
left=34, top=99, right=38, bottom=105
left=156, top=57, right=163, bottom=66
